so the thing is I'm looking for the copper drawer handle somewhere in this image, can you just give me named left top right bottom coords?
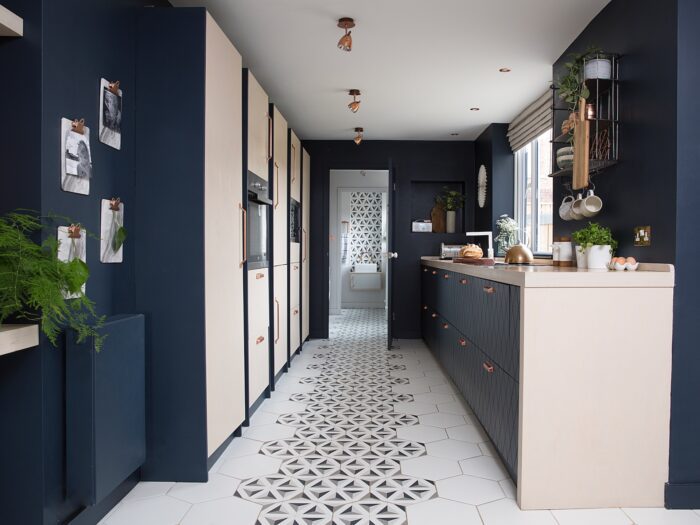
left=431, top=270, right=437, bottom=275
left=443, top=274, right=450, bottom=279
left=483, top=362, right=494, bottom=373
left=256, top=272, right=265, bottom=280
left=458, top=338, right=467, bottom=347
left=274, top=162, right=280, bottom=209
left=256, top=335, right=265, bottom=345
left=442, top=323, right=449, bottom=330
left=293, top=308, right=299, bottom=315
left=431, top=313, right=438, bottom=318
left=460, top=278, right=468, bottom=285
left=423, top=268, right=428, bottom=273
left=293, top=265, right=299, bottom=270
left=422, top=305, right=428, bottom=310
left=274, top=298, right=280, bottom=343
left=483, top=286, right=495, bottom=294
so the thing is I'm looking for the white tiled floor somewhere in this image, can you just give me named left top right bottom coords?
left=100, top=309, right=700, bottom=525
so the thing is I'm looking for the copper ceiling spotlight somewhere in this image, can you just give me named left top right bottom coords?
left=353, top=127, right=364, bottom=145
left=348, top=89, right=361, bottom=113
left=337, top=18, right=355, bottom=52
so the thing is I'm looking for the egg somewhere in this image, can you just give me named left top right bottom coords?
left=626, top=257, right=637, bottom=264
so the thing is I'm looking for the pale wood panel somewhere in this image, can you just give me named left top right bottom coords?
left=247, top=269, right=270, bottom=404
left=290, top=263, right=301, bottom=352
left=290, top=131, right=301, bottom=202
left=273, top=264, right=289, bottom=375
left=204, top=14, right=245, bottom=456
left=247, top=72, right=269, bottom=181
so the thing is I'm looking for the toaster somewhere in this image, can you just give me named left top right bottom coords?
left=440, top=243, right=464, bottom=259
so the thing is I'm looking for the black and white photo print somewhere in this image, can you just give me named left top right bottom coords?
left=61, top=118, right=91, bottom=195
left=99, top=78, right=122, bottom=149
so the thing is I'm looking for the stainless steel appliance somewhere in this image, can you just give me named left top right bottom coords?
left=440, top=243, right=464, bottom=259
left=247, top=172, right=271, bottom=270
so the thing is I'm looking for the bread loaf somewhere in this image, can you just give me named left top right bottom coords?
left=459, top=244, right=483, bottom=259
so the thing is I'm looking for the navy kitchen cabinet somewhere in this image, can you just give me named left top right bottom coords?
left=421, top=263, right=520, bottom=481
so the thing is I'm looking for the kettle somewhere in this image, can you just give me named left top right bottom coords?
left=504, top=243, right=534, bottom=264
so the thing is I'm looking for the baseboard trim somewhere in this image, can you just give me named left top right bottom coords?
left=665, top=482, right=700, bottom=508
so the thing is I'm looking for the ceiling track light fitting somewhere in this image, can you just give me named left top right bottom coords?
left=337, top=17, right=355, bottom=52
left=499, top=67, right=512, bottom=72
left=348, top=89, right=361, bottom=113
left=353, top=127, right=364, bottom=145
left=470, top=107, right=480, bottom=111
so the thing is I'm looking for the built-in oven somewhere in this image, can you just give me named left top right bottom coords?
left=289, top=198, right=301, bottom=244
left=247, top=172, right=272, bottom=270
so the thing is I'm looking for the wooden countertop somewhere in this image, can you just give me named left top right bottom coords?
left=421, top=256, right=675, bottom=288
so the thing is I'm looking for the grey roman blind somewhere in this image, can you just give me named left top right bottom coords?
left=507, top=91, right=552, bottom=152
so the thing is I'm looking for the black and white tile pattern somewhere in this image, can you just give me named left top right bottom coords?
left=100, top=309, right=697, bottom=525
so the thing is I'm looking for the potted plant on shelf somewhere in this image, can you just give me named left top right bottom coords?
left=0, top=211, right=105, bottom=349
left=494, top=214, right=520, bottom=256
left=571, top=222, right=618, bottom=269
left=435, top=187, right=466, bottom=234
left=556, top=46, right=606, bottom=111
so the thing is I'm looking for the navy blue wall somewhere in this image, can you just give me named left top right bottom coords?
left=552, top=0, right=678, bottom=262
left=0, top=0, right=169, bottom=523
left=475, top=124, right=515, bottom=236
left=303, top=140, right=475, bottom=339
left=667, top=0, right=700, bottom=508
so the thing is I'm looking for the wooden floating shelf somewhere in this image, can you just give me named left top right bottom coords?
left=0, top=324, right=39, bottom=357
left=548, top=159, right=618, bottom=178
left=0, top=4, right=23, bottom=37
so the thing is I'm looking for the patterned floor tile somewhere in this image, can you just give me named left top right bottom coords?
left=333, top=499, right=407, bottom=525
left=370, top=475, right=437, bottom=505
left=304, top=475, right=371, bottom=505
left=236, top=474, right=304, bottom=504
left=258, top=499, right=333, bottom=525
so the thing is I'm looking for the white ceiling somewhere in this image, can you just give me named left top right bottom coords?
left=170, top=0, right=609, bottom=141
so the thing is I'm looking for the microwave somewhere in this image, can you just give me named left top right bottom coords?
left=246, top=172, right=271, bottom=270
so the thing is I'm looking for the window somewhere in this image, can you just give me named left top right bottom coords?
left=514, top=129, right=553, bottom=255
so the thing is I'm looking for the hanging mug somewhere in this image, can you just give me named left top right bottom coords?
left=570, top=193, right=586, bottom=220
left=582, top=189, right=603, bottom=217
left=559, top=195, right=574, bottom=221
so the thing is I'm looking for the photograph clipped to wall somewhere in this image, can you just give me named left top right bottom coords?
left=61, top=118, right=92, bottom=195
left=57, top=224, right=87, bottom=298
left=99, top=78, right=122, bottom=150
left=100, top=197, right=125, bottom=263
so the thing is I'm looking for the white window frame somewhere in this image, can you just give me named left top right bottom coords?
left=514, top=129, right=552, bottom=256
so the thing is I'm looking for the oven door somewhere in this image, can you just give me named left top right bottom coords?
left=247, top=200, right=269, bottom=270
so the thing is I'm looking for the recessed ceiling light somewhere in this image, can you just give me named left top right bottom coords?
left=470, top=107, right=480, bottom=111
left=499, top=67, right=511, bottom=73
left=337, top=18, right=355, bottom=52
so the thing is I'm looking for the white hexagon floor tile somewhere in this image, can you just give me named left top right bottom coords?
left=412, top=392, right=457, bottom=405
left=167, top=473, right=240, bottom=504
left=101, top=495, right=190, bottom=525
left=621, top=508, right=700, bottom=525
left=478, top=498, right=558, bottom=525
left=418, top=412, right=468, bottom=428
left=392, top=401, right=438, bottom=416
left=436, top=474, right=505, bottom=505
left=396, top=424, right=447, bottom=443
left=180, top=496, right=261, bottom=525
left=121, top=481, right=175, bottom=502
left=551, top=508, right=634, bottom=525
left=242, top=423, right=296, bottom=442
left=426, top=439, right=482, bottom=460
left=259, top=399, right=307, bottom=415
left=437, top=400, right=473, bottom=415
left=459, top=455, right=509, bottom=481
left=218, top=454, right=282, bottom=480
left=447, top=424, right=488, bottom=443
left=400, top=455, right=462, bottom=481
left=219, top=437, right=262, bottom=459
left=406, top=497, right=483, bottom=525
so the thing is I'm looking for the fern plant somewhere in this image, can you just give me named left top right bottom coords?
left=0, top=211, right=105, bottom=350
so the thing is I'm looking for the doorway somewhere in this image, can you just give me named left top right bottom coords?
left=328, top=169, right=391, bottom=346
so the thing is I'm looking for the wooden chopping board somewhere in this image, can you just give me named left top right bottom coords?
left=453, top=257, right=496, bottom=266
left=431, top=204, right=445, bottom=233
left=572, top=96, right=590, bottom=190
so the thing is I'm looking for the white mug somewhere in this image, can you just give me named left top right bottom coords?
left=582, top=189, right=603, bottom=217
left=570, top=193, right=585, bottom=220
left=559, top=195, right=574, bottom=221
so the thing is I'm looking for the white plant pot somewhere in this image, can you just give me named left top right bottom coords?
left=584, top=58, right=612, bottom=80
left=575, top=245, right=587, bottom=269
left=445, top=211, right=456, bottom=233
left=586, top=245, right=613, bottom=269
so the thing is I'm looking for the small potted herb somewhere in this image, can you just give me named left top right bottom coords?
left=494, top=215, right=520, bottom=256
left=572, top=222, right=618, bottom=269
left=436, top=187, right=466, bottom=233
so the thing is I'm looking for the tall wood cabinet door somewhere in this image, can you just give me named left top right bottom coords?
left=290, top=263, right=301, bottom=352
left=273, top=265, right=289, bottom=375
left=247, top=72, right=270, bottom=181
left=301, top=149, right=311, bottom=341
left=247, top=269, right=270, bottom=405
left=204, top=14, right=244, bottom=456
left=290, top=131, right=301, bottom=202
left=272, top=107, right=288, bottom=267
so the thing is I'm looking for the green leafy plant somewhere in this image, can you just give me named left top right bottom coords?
left=436, top=187, right=466, bottom=212
left=494, top=215, right=520, bottom=256
left=112, top=226, right=127, bottom=252
left=572, top=222, right=618, bottom=251
left=0, top=211, right=105, bottom=350
left=556, top=46, right=604, bottom=111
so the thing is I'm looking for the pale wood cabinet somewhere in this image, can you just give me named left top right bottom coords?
left=272, top=106, right=288, bottom=267
left=247, top=269, right=270, bottom=404
left=301, top=149, right=311, bottom=342
left=273, top=264, right=289, bottom=375
left=290, top=262, right=301, bottom=352
left=247, top=72, right=270, bottom=181
left=290, top=130, right=301, bottom=202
